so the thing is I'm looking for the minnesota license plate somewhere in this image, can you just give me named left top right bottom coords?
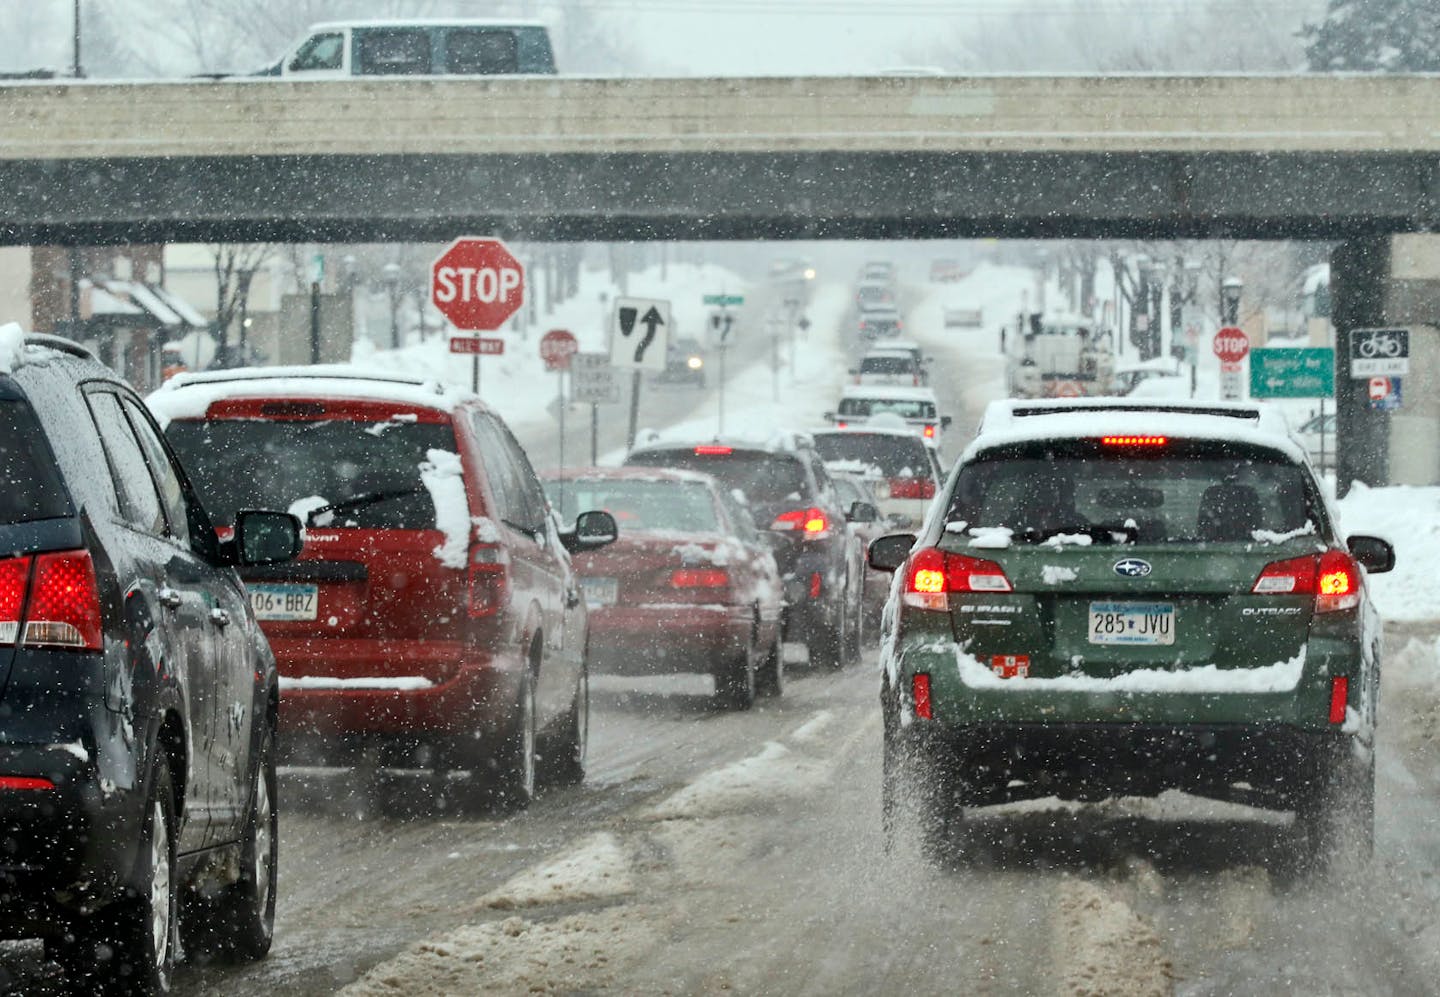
left=249, top=583, right=319, bottom=622
left=1088, top=602, right=1174, bottom=646
left=581, top=577, right=618, bottom=608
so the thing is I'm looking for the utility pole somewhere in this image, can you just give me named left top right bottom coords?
left=72, top=0, right=83, bottom=79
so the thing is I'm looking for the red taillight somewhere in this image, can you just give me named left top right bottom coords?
left=671, top=568, right=728, bottom=589
left=1101, top=436, right=1167, bottom=446
left=694, top=445, right=733, bottom=455
left=0, top=776, right=54, bottom=791
left=809, top=572, right=822, bottom=599
left=903, top=546, right=1011, bottom=611
left=771, top=507, right=830, bottom=539
left=1329, top=676, right=1349, bottom=724
left=836, top=421, right=848, bottom=429
left=923, top=424, right=936, bottom=438
left=888, top=477, right=936, bottom=500
left=0, top=555, right=30, bottom=646
left=911, top=672, right=932, bottom=720
left=1252, top=549, right=1360, bottom=613
left=467, top=543, right=510, bottom=618
left=24, top=551, right=102, bottom=651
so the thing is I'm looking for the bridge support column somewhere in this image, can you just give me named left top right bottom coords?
left=1333, top=234, right=1440, bottom=495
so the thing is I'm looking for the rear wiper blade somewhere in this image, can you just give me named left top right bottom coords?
left=1023, top=523, right=1138, bottom=545
left=306, top=486, right=428, bottom=525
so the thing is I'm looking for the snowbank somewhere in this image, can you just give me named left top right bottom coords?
left=1336, top=482, right=1440, bottom=623
left=0, top=323, right=23, bottom=373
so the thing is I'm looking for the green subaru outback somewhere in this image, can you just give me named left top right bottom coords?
left=870, top=399, right=1394, bottom=865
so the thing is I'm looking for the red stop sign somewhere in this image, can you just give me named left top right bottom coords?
left=431, top=237, right=525, bottom=331
left=1212, top=326, right=1250, bottom=364
left=540, top=329, right=579, bottom=371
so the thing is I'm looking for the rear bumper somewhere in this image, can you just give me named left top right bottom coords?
left=587, top=604, right=751, bottom=675
left=270, top=637, right=526, bottom=739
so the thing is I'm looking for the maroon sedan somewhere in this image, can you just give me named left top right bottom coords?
left=542, top=467, right=785, bottom=709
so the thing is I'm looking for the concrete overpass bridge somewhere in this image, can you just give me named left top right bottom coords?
left=5, top=73, right=1440, bottom=490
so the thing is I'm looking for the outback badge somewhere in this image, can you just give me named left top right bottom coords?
left=1113, top=557, right=1152, bottom=578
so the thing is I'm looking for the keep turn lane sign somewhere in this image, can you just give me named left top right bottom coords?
left=609, top=297, right=671, bottom=371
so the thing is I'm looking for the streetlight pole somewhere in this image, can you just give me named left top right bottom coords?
left=383, top=262, right=401, bottom=348
left=72, top=0, right=83, bottom=79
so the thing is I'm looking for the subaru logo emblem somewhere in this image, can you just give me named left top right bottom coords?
left=1114, top=558, right=1152, bottom=578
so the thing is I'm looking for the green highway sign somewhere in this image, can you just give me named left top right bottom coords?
left=1249, top=347, right=1334, bottom=399
left=703, top=294, right=745, bottom=306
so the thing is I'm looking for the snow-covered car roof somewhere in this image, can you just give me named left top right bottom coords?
left=146, top=365, right=472, bottom=426
left=539, top=466, right=719, bottom=488
left=861, top=347, right=917, bottom=360
left=629, top=429, right=815, bottom=456
left=810, top=424, right=935, bottom=442
left=1114, top=356, right=1183, bottom=375
left=306, top=17, right=548, bottom=31
left=965, top=398, right=1305, bottom=464
left=839, top=384, right=939, bottom=402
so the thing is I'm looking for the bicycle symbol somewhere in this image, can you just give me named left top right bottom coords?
left=1357, top=330, right=1403, bottom=358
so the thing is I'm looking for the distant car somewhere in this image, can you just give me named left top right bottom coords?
left=660, top=336, right=707, bottom=387
left=871, top=398, right=1394, bottom=868
left=0, top=333, right=301, bottom=991
left=623, top=435, right=867, bottom=670
left=150, top=367, right=616, bottom=812
left=811, top=427, right=944, bottom=528
left=853, top=348, right=925, bottom=386
left=855, top=281, right=896, bottom=311
left=258, top=19, right=557, bottom=77
left=1293, top=408, right=1336, bottom=471
left=542, top=468, right=785, bottom=708
left=860, top=261, right=897, bottom=284
left=858, top=304, right=903, bottom=339
left=828, top=385, right=951, bottom=442
left=827, top=469, right=888, bottom=623
left=1113, top=357, right=1185, bottom=397
left=930, top=259, right=965, bottom=283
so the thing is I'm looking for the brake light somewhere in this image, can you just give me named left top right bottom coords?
left=694, top=445, right=733, bottom=455
left=1329, top=676, right=1349, bottom=724
left=1252, top=549, right=1360, bottom=613
left=809, top=572, right=822, bottom=599
left=24, top=551, right=102, bottom=650
left=836, top=421, right=848, bottom=429
left=0, top=776, right=54, bottom=791
left=771, top=507, right=830, bottom=539
left=467, top=543, right=510, bottom=618
left=1101, top=436, right=1167, bottom=446
left=911, top=672, right=932, bottom=720
left=923, top=424, right=936, bottom=438
left=0, top=556, right=30, bottom=646
left=671, top=568, right=728, bottom=589
left=888, top=477, right=936, bottom=500
left=903, top=546, right=1011, bottom=611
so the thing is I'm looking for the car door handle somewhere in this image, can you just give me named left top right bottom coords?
left=158, top=587, right=183, bottom=610
left=210, top=608, right=231, bottom=628
left=565, top=587, right=581, bottom=609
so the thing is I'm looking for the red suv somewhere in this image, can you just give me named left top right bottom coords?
left=148, top=368, right=616, bottom=809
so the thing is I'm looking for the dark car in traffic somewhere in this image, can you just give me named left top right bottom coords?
left=623, top=435, right=871, bottom=670
left=149, top=367, right=616, bottom=812
left=0, top=332, right=301, bottom=992
left=543, top=468, right=785, bottom=708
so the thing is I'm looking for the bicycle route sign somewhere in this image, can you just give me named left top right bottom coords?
left=1349, top=327, right=1409, bottom=377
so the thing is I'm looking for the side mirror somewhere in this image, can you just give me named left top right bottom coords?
left=868, top=533, right=916, bottom=572
left=823, top=411, right=837, bottom=423
left=941, top=415, right=954, bottom=429
left=563, top=509, right=618, bottom=554
left=848, top=501, right=879, bottom=524
left=1348, top=535, right=1395, bottom=574
left=235, top=510, right=303, bottom=566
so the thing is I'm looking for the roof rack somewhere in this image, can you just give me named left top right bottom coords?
left=25, top=334, right=97, bottom=361
left=1010, top=402, right=1261, bottom=421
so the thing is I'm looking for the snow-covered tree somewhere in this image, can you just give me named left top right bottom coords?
left=1303, top=0, right=1440, bottom=72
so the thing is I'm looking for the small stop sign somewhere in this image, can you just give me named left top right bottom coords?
left=431, top=237, right=525, bottom=331
left=540, top=329, right=579, bottom=371
left=1212, top=326, right=1250, bottom=365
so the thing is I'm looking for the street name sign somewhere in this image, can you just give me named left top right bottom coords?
left=431, top=237, right=525, bottom=331
left=1249, top=347, right=1334, bottom=399
left=703, top=294, right=744, bottom=307
left=449, top=335, right=504, bottom=356
left=1349, top=327, right=1409, bottom=377
left=610, top=297, right=671, bottom=371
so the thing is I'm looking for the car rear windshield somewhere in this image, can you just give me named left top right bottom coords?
left=166, top=417, right=456, bottom=529
left=836, top=397, right=937, bottom=420
left=626, top=450, right=808, bottom=505
left=943, top=439, right=1316, bottom=545
left=812, top=433, right=931, bottom=479
left=860, top=356, right=913, bottom=375
left=545, top=479, right=719, bottom=533
left=0, top=399, right=70, bottom=524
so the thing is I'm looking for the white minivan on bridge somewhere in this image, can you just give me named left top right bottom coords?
left=260, top=20, right=557, bottom=78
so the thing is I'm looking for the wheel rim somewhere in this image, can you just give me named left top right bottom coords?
left=149, top=798, right=171, bottom=965
left=254, top=769, right=274, bottom=916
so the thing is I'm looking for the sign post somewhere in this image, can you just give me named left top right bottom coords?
left=609, top=297, right=671, bottom=451
left=572, top=353, right=622, bottom=464
left=431, top=236, right=526, bottom=393
left=541, top=329, right=579, bottom=478
left=1213, top=326, right=1250, bottom=400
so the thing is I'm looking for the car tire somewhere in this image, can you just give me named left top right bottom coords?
left=1296, top=746, right=1374, bottom=872
left=715, top=644, right=757, bottom=711
left=886, top=722, right=965, bottom=864
left=755, top=638, right=785, bottom=699
left=183, top=727, right=278, bottom=964
left=465, top=667, right=538, bottom=813
left=809, top=601, right=847, bottom=672
left=64, top=750, right=178, bottom=995
left=541, top=666, right=589, bottom=788
left=843, top=582, right=864, bottom=666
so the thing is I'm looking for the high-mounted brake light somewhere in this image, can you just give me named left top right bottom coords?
left=903, top=546, right=1011, bottom=611
left=911, top=673, right=932, bottom=720
left=0, top=776, right=54, bottom=791
left=671, top=568, right=728, bottom=589
left=467, top=543, right=510, bottom=618
left=24, top=551, right=102, bottom=651
left=889, top=477, right=936, bottom=501
left=1101, top=436, right=1167, bottom=446
left=694, top=445, right=733, bottom=456
left=1329, top=676, right=1350, bottom=724
left=0, top=555, right=30, bottom=646
left=1252, top=549, right=1361, bottom=614
left=771, top=508, right=830, bottom=539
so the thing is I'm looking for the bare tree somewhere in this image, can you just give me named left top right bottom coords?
left=212, top=243, right=275, bottom=352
